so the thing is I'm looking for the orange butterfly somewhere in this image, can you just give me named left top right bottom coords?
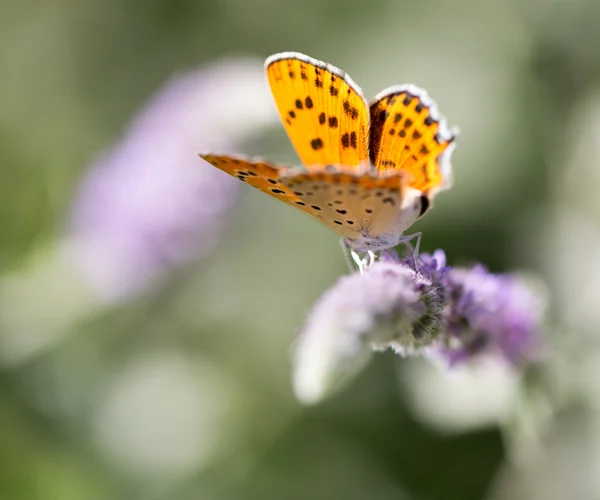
left=200, top=52, right=457, bottom=256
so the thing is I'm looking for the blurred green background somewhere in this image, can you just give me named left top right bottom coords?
left=2, top=0, right=600, bottom=498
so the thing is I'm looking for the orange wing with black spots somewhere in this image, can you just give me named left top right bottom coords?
left=199, top=54, right=459, bottom=252
left=199, top=154, right=410, bottom=246
left=199, top=154, right=303, bottom=205
left=265, top=52, right=369, bottom=171
left=279, top=169, right=408, bottom=242
left=369, top=85, right=456, bottom=194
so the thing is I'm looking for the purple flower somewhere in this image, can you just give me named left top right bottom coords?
left=293, top=250, right=545, bottom=404
left=293, top=260, right=445, bottom=404
left=436, top=264, right=544, bottom=367
left=67, top=58, right=277, bottom=301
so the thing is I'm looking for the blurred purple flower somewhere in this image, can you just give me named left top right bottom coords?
left=293, top=249, right=545, bottom=404
left=67, top=58, right=277, bottom=301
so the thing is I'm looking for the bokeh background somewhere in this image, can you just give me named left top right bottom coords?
left=2, top=0, right=600, bottom=498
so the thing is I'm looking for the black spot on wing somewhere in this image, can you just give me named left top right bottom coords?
left=377, top=110, right=389, bottom=123
left=341, top=133, right=349, bottom=148
left=343, top=100, right=359, bottom=120
left=311, top=138, right=324, bottom=150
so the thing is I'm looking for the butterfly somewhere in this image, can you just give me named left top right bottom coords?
left=199, top=52, right=457, bottom=256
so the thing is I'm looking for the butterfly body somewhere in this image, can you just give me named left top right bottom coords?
left=200, top=52, right=457, bottom=252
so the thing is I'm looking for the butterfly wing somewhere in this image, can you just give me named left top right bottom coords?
left=199, top=154, right=307, bottom=207
left=265, top=52, right=370, bottom=171
left=369, top=85, right=457, bottom=196
left=200, top=154, right=410, bottom=249
left=279, top=168, right=410, bottom=247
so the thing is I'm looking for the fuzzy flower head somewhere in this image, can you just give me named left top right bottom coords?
left=293, top=259, right=446, bottom=404
left=293, top=249, right=545, bottom=405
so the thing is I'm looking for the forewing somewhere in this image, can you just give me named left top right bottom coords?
left=199, top=154, right=307, bottom=209
left=265, top=52, right=370, bottom=171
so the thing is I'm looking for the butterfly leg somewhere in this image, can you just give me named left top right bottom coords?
left=399, top=232, right=422, bottom=271
left=366, top=249, right=377, bottom=268
left=352, top=249, right=376, bottom=273
left=340, top=239, right=377, bottom=274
